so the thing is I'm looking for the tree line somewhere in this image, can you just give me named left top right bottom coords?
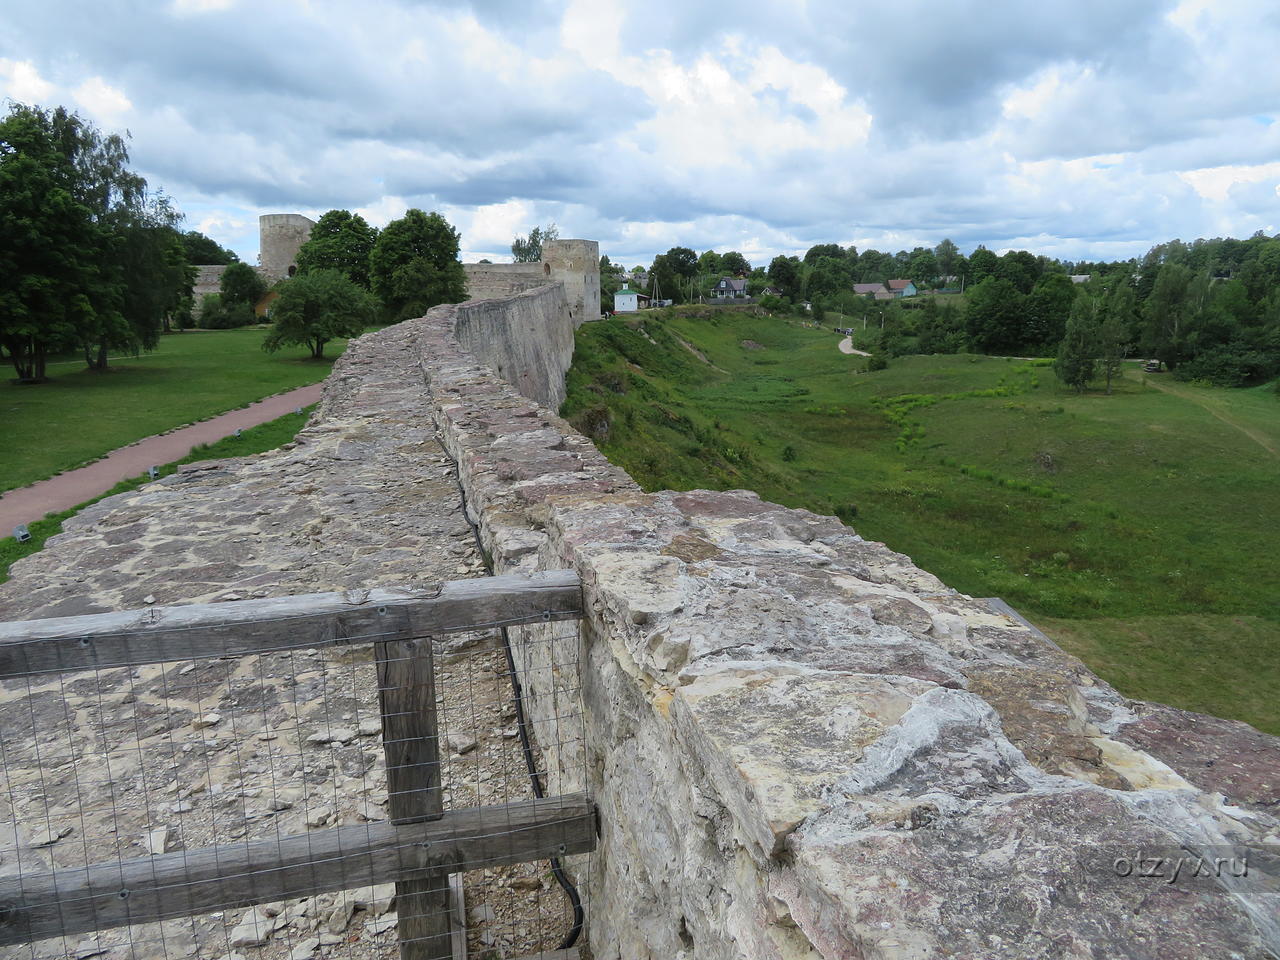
left=623, top=234, right=1280, bottom=389
left=0, top=103, right=471, bottom=378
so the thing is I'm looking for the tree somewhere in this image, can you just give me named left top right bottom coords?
left=180, top=231, right=238, bottom=265
left=963, top=277, right=1025, bottom=354
left=934, top=238, right=961, bottom=280
left=698, top=250, right=724, bottom=276
left=369, top=209, right=467, bottom=323
left=968, top=246, right=998, bottom=285
left=599, top=254, right=626, bottom=308
left=1055, top=296, right=1099, bottom=392
left=803, top=243, right=843, bottom=265
left=856, top=249, right=894, bottom=283
left=767, top=255, right=802, bottom=299
left=1024, top=273, right=1076, bottom=353
left=220, top=261, right=266, bottom=308
left=1142, top=262, right=1192, bottom=367
left=721, top=251, right=751, bottom=275
left=649, top=247, right=699, bottom=302
left=295, top=209, right=378, bottom=288
left=118, top=195, right=193, bottom=342
left=1098, top=284, right=1133, bottom=394
left=511, top=222, right=558, bottom=262
left=0, top=103, right=171, bottom=380
left=907, top=248, right=939, bottom=288
left=807, top=256, right=854, bottom=299
left=263, top=269, right=374, bottom=359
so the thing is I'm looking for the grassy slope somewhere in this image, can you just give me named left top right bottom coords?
left=1, top=327, right=346, bottom=494
left=0, top=405, right=315, bottom=584
left=563, top=307, right=1280, bottom=733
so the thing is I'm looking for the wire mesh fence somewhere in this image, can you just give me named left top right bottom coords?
left=0, top=575, right=591, bottom=960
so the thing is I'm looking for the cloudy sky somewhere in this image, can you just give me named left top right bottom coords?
left=2, top=0, right=1279, bottom=268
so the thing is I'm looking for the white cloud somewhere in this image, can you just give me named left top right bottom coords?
left=1180, top=162, right=1280, bottom=203
left=72, top=77, right=133, bottom=122
left=169, top=0, right=239, bottom=15
left=0, top=59, right=54, bottom=103
left=1, top=0, right=1277, bottom=268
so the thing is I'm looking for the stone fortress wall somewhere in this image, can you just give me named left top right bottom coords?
left=195, top=218, right=599, bottom=327
left=462, top=239, right=601, bottom=326
left=2, top=269, right=1278, bottom=958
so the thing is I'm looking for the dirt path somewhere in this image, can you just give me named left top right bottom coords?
left=838, top=336, right=871, bottom=357
left=0, top=383, right=324, bottom=532
left=1131, top=370, right=1278, bottom=459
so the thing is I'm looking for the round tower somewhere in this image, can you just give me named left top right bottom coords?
left=259, top=214, right=317, bottom=282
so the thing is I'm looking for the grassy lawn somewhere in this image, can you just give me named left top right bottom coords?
left=1, top=327, right=347, bottom=494
left=0, top=405, right=315, bottom=584
left=563, top=307, right=1280, bottom=732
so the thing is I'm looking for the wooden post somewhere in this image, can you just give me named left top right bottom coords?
left=376, top=635, right=451, bottom=960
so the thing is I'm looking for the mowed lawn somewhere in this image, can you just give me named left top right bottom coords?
left=1, top=328, right=348, bottom=494
left=564, top=308, right=1280, bottom=732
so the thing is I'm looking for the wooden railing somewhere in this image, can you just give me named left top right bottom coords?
left=0, top=570, right=593, bottom=960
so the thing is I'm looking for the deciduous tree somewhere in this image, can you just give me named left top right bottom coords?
left=511, top=222, right=558, bottom=262
left=0, top=103, right=171, bottom=380
left=180, top=231, right=238, bottom=265
left=1055, top=296, right=1100, bottom=392
left=370, top=209, right=467, bottom=322
left=264, top=269, right=374, bottom=359
left=295, top=210, right=378, bottom=288
left=963, top=277, right=1024, bottom=353
left=767, top=255, right=801, bottom=299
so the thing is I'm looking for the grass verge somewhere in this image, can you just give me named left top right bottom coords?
left=1, top=327, right=348, bottom=494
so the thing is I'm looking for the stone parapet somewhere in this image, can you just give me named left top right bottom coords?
left=413, top=298, right=1280, bottom=959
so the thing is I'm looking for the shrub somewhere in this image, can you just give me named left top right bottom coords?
left=867, top=354, right=889, bottom=371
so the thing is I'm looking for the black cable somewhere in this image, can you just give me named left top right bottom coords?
left=443, top=446, right=586, bottom=949
left=500, top=623, right=585, bottom=948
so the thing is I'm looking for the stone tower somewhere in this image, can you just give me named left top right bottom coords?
left=259, top=214, right=317, bottom=282
left=542, top=239, right=600, bottom=326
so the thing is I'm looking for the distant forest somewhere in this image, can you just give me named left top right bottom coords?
left=611, top=234, right=1280, bottom=388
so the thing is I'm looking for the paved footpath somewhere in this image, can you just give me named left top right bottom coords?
left=0, top=382, right=324, bottom=533
left=838, top=336, right=872, bottom=357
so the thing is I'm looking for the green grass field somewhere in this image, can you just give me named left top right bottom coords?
left=563, top=307, right=1280, bottom=733
left=0, top=405, right=315, bottom=584
left=1, top=327, right=347, bottom=494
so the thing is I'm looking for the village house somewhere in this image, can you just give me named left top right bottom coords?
left=711, top=276, right=749, bottom=299
left=855, top=280, right=918, bottom=299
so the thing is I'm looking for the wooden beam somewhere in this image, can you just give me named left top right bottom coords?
left=0, top=794, right=596, bottom=946
left=375, top=635, right=450, bottom=960
left=0, top=570, right=581, bottom=678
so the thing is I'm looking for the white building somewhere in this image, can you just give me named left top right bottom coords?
left=614, top=286, right=651, bottom=313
